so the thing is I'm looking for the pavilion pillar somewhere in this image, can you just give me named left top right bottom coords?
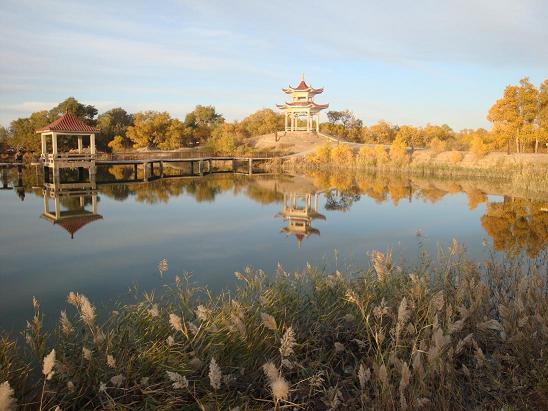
left=41, top=133, right=47, bottom=157
left=78, top=136, right=83, bottom=153
left=316, top=114, right=320, bottom=132
left=90, top=134, right=96, bottom=156
left=92, top=194, right=97, bottom=214
left=54, top=196, right=61, bottom=219
left=52, top=133, right=58, bottom=156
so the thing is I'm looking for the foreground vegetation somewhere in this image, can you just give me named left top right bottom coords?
left=1, top=248, right=546, bottom=410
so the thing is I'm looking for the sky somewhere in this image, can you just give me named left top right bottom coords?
left=0, top=0, right=547, bottom=130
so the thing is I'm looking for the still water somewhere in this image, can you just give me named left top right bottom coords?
left=0, top=166, right=546, bottom=331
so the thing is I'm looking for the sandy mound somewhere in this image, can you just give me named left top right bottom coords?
left=249, top=131, right=331, bottom=155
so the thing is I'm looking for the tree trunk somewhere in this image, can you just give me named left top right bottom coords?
left=515, top=136, right=520, bottom=153
left=535, top=138, right=539, bottom=153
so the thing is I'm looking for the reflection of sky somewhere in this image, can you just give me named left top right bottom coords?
left=0, top=176, right=499, bottom=331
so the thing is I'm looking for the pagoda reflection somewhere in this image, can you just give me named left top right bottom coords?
left=276, top=192, right=326, bottom=247
left=40, top=175, right=102, bottom=239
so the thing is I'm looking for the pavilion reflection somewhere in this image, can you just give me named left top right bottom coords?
left=276, top=192, right=326, bottom=247
left=1, top=166, right=25, bottom=200
left=40, top=176, right=103, bottom=239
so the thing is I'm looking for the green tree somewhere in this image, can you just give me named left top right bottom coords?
left=97, top=108, right=133, bottom=151
left=184, top=105, right=224, bottom=145
left=48, top=97, right=98, bottom=125
left=8, top=111, right=50, bottom=152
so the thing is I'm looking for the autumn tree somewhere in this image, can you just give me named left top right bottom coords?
left=538, top=79, right=548, bottom=152
left=126, top=111, right=188, bottom=150
left=366, top=120, right=397, bottom=144
left=208, top=122, right=248, bottom=154
left=240, top=108, right=284, bottom=136
left=395, top=125, right=423, bottom=148
left=487, top=77, right=544, bottom=153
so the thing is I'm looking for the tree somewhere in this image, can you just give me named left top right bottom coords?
left=48, top=97, right=98, bottom=125
left=537, top=79, right=548, bottom=152
left=184, top=105, right=224, bottom=145
left=97, top=108, right=133, bottom=151
left=487, top=78, right=543, bottom=153
left=0, top=126, right=8, bottom=144
left=8, top=111, right=50, bottom=152
left=395, top=125, right=423, bottom=148
left=516, top=78, right=539, bottom=152
left=208, top=122, right=248, bottom=154
left=126, top=111, right=188, bottom=149
left=240, top=109, right=283, bottom=136
left=367, top=120, right=397, bottom=144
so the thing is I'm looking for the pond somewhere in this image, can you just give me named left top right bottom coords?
left=0, top=166, right=547, bottom=331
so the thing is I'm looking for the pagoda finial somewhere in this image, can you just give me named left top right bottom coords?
left=300, top=72, right=304, bottom=82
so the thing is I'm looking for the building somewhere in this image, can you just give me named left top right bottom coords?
left=36, top=112, right=98, bottom=184
left=277, top=74, right=329, bottom=133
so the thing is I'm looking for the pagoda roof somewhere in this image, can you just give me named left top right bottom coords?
left=41, top=213, right=103, bottom=239
left=36, top=112, right=99, bottom=134
left=277, top=102, right=329, bottom=109
left=283, top=75, right=324, bottom=94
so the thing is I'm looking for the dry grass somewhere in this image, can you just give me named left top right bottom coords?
left=0, top=250, right=547, bottom=410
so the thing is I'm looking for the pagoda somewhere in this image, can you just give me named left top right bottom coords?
left=277, top=74, right=328, bottom=133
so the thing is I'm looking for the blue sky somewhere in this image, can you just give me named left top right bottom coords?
left=1, top=0, right=546, bottom=130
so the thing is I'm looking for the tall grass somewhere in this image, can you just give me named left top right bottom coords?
left=1, top=249, right=546, bottom=410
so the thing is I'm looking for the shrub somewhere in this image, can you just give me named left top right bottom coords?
left=429, top=137, right=447, bottom=154
left=470, top=135, right=490, bottom=157
left=356, top=146, right=376, bottom=167
left=374, top=145, right=389, bottom=165
left=389, top=137, right=408, bottom=165
left=330, top=144, right=354, bottom=166
left=448, top=151, right=463, bottom=164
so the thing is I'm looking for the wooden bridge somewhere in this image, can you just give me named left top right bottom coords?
left=96, top=156, right=276, bottom=181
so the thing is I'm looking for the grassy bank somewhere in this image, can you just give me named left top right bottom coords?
left=281, top=143, right=548, bottom=197
left=1, top=248, right=547, bottom=410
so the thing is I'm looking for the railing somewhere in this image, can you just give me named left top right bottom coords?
left=44, top=153, right=95, bottom=162
left=96, top=150, right=282, bottom=161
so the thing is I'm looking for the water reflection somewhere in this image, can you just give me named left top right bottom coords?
left=0, top=166, right=25, bottom=201
left=2, top=166, right=547, bottom=257
left=276, top=192, right=326, bottom=247
left=41, top=181, right=102, bottom=239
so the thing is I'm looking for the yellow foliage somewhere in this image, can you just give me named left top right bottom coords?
left=311, top=142, right=333, bottom=164
left=330, top=144, right=354, bottom=165
left=429, top=137, right=446, bottom=154
left=374, top=145, right=389, bottom=165
left=356, top=146, right=376, bottom=166
left=389, top=137, right=408, bottom=165
left=470, top=135, right=489, bottom=157
left=448, top=151, right=463, bottom=164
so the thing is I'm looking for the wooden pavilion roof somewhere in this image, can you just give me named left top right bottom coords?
left=36, top=112, right=98, bottom=134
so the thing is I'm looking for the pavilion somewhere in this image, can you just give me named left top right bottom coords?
left=36, top=112, right=98, bottom=169
left=277, top=74, right=329, bottom=133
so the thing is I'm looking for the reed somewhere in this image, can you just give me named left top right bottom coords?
left=0, top=248, right=546, bottom=410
